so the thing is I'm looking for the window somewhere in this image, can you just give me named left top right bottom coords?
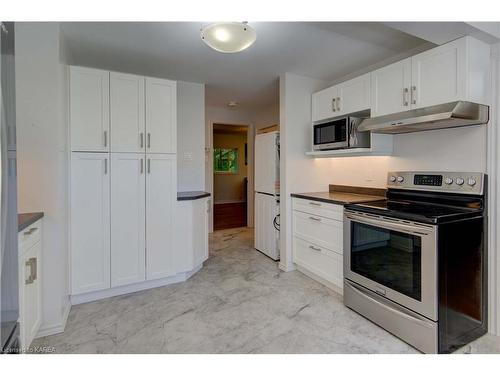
left=214, top=148, right=238, bottom=174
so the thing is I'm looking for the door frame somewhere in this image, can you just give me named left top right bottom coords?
left=208, top=121, right=254, bottom=232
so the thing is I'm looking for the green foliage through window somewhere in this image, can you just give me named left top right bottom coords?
left=214, top=148, right=238, bottom=174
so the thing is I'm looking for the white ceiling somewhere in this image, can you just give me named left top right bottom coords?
left=61, top=22, right=430, bottom=110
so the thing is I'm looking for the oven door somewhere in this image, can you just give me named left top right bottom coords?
left=344, top=211, right=438, bottom=320
left=313, top=117, right=349, bottom=150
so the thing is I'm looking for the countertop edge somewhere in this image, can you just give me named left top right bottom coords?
left=177, top=191, right=211, bottom=201
left=18, top=212, right=44, bottom=232
left=290, top=192, right=385, bottom=205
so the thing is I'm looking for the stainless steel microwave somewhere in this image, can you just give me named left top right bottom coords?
left=313, top=116, right=370, bottom=151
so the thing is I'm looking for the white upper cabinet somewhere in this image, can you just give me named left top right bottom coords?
left=371, top=58, right=412, bottom=117
left=312, top=74, right=371, bottom=122
left=70, top=152, right=111, bottom=294
left=110, top=73, right=145, bottom=153
left=145, top=78, right=177, bottom=154
left=146, top=154, right=177, bottom=280
left=70, top=67, right=110, bottom=152
left=111, top=153, right=146, bottom=287
left=336, top=73, right=371, bottom=116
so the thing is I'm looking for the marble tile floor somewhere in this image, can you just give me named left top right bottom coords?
left=32, top=227, right=500, bottom=354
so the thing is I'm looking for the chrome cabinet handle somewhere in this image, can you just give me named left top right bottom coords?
left=31, top=257, right=37, bottom=281
left=309, top=245, right=321, bottom=251
left=403, top=87, right=409, bottom=106
left=140, top=159, right=144, bottom=174
left=23, top=227, right=38, bottom=236
left=104, top=130, right=108, bottom=148
left=411, top=86, right=417, bottom=105
left=104, top=158, right=108, bottom=174
left=147, top=159, right=151, bottom=174
left=25, top=258, right=36, bottom=284
left=147, top=133, right=151, bottom=148
left=309, top=216, right=321, bottom=222
left=332, top=98, right=336, bottom=112
left=308, top=201, right=321, bottom=206
left=140, top=133, right=144, bottom=148
left=336, top=97, right=341, bottom=111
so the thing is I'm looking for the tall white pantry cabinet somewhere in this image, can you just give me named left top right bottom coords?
left=69, top=66, right=177, bottom=297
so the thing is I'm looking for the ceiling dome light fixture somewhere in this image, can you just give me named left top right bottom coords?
left=200, top=22, right=257, bottom=53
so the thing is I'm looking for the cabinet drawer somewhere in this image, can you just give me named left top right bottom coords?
left=293, top=210, right=343, bottom=253
left=292, top=198, right=343, bottom=221
left=293, top=236, right=343, bottom=287
left=18, top=221, right=42, bottom=254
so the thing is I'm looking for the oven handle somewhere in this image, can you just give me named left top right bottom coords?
left=345, top=280, right=436, bottom=329
left=344, top=211, right=435, bottom=236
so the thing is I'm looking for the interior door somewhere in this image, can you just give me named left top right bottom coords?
left=371, top=58, right=412, bottom=117
left=70, top=152, right=111, bottom=294
left=70, top=66, right=110, bottom=152
left=336, top=73, right=371, bottom=116
left=145, top=78, right=176, bottom=154
left=411, top=38, right=466, bottom=109
left=146, top=154, right=176, bottom=280
left=111, top=153, right=146, bottom=287
left=110, top=73, right=145, bottom=153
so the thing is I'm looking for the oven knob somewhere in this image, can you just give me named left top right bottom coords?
left=389, top=176, right=396, bottom=182
left=397, top=176, right=404, bottom=183
left=444, top=178, right=453, bottom=185
left=468, top=178, right=477, bottom=186
left=456, top=178, right=465, bottom=186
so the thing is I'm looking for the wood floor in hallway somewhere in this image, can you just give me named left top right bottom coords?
left=213, top=202, right=247, bottom=230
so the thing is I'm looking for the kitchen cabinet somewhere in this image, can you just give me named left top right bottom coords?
left=70, top=66, right=110, bottom=152
left=312, top=73, right=371, bottom=122
left=111, top=153, right=146, bottom=287
left=371, top=58, right=412, bottom=117
left=70, top=152, right=111, bottom=294
left=146, top=154, right=177, bottom=280
left=18, top=220, right=42, bottom=349
left=145, top=78, right=177, bottom=154
left=110, top=72, right=145, bottom=153
left=292, top=197, right=344, bottom=292
left=192, top=198, right=210, bottom=267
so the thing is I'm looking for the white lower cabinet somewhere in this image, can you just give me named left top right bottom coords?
left=145, top=154, right=177, bottom=280
left=292, top=198, right=344, bottom=292
left=18, top=220, right=43, bottom=349
left=111, top=153, right=146, bottom=287
left=71, top=152, right=111, bottom=295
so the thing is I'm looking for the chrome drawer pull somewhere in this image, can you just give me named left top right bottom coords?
left=308, top=201, right=321, bottom=206
left=309, top=216, right=321, bottom=222
left=309, top=245, right=321, bottom=251
left=23, top=227, right=38, bottom=236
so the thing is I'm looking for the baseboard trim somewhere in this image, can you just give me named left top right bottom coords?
left=36, top=299, right=72, bottom=339
left=278, top=262, right=295, bottom=272
left=295, top=264, right=343, bottom=296
left=70, top=264, right=203, bottom=305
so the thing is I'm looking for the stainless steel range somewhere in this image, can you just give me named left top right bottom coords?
left=343, top=171, right=487, bottom=354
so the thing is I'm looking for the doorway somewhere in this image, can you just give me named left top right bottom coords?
left=212, top=123, right=249, bottom=230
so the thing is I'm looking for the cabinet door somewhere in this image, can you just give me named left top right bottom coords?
left=371, top=58, right=412, bottom=117
left=146, top=154, right=176, bottom=280
left=70, top=67, right=110, bottom=152
left=111, top=153, right=146, bottom=287
left=145, top=78, right=176, bottom=153
left=411, top=38, right=466, bottom=109
left=336, top=73, right=371, bottom=116
left=192, top=198, right=209, bottom=266
left=312, top=85, right=338, bottom=122
left=19, top=241, right=41, bottom=348
left=110, top=73, right=145, bottom=152
left=71, top=152, right=111, bottom=294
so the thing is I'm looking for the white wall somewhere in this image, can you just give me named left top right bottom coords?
left=253, top=102, right=279, bottom=130
left=177, top=81, right=205, bottom=192
left=15, top=22, right=70, bottom=335
left=205, top=105, right=255, bottom=231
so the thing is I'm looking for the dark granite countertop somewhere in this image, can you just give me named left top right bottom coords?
left=292, top=185, right=386, bottom=206
left=18, top=212, right=44, bottom=232
left=177, top=191, right=211, bottom=201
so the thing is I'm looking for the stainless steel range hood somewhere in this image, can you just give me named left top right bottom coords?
left=358, top=101, right=489, bottom=134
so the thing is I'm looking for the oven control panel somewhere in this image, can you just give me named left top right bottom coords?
left=387, top=171, right=484, bottom=195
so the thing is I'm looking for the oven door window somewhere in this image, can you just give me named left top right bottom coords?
left=351, top=221, right=422, bottom=301
left=314, top=120, right=347, bottom=145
